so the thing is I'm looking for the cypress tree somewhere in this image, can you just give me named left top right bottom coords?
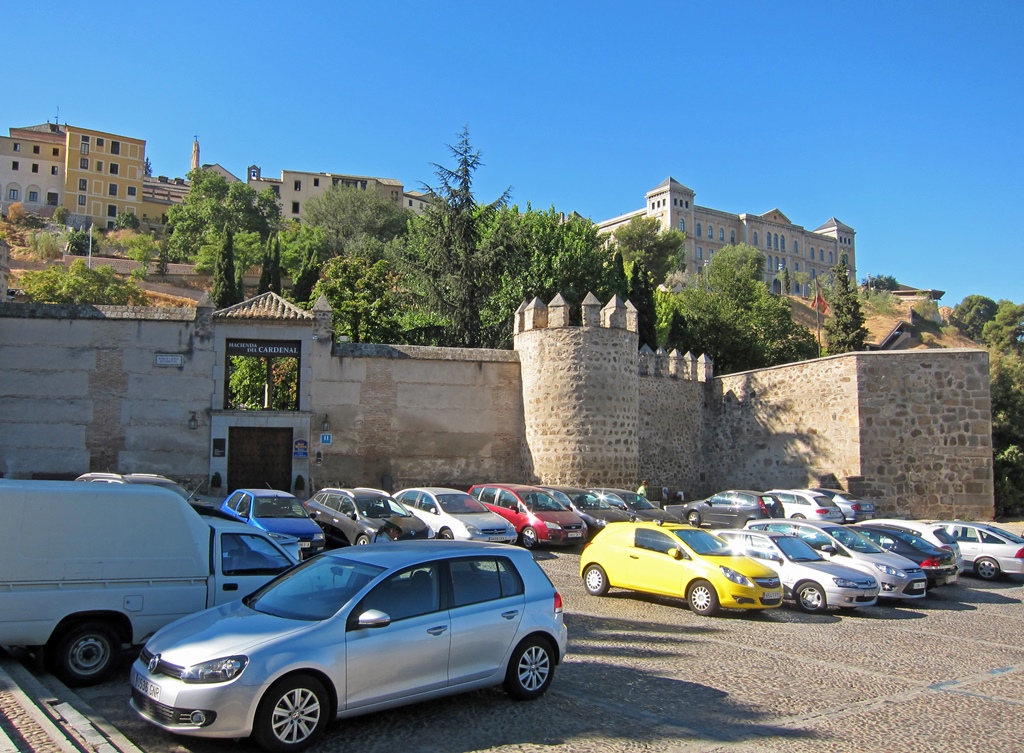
left=629, top=259, right=657, bottom=349
left=292, top=242, right=321, bottom=305
left=270, top=235, right=282, bottom=294
left=823, top=257, right=867, bottom=353
left=211, top=230, right=239, bottom=309
left=257, top=235, right=273, bottom=295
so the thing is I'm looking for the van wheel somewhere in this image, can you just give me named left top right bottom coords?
left=582, top=564, right=609, bottom=596
left=687, top=580, right=720, bottom=616
left=253, top=674, right=330, bottom=753
left=49, top=622, right=120, bottom=686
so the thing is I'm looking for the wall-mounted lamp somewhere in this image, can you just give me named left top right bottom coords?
left=315, top=450, right=323, bottom=466
left=321, top=415, right=330, bottom=432
left=187, top=411, right=198, bottom=430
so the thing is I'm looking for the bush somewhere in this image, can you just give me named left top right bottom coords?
left=861, top=289, right=898, bottom=317
left=64, top=229, right=90, bottom=255
left=7, top=202, right=27, bottom=224
left=28, top=230, right=64, bottom=260
left=114, top=212, right=140, bottom=231
left=52, top=205, right=69, bottom=226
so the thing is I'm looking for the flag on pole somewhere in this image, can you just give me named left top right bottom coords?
left=812, top=280, right=828, bottom=314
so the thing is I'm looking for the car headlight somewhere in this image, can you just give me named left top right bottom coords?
left=268, top=532, right=292, bottom=541
left=874, top=563, right=907, bottom=578
left=426, top=528, right=436, bottom=538
left=466, top=524, right=481, bottom=535
left=596, top=518, right=607, bottom=527
left=720, top=566, right=754, bottom=587
left=833, top=577, right=859, bottom=588
left=506, top=525, right=516, bottom=535
left=313, top=533, right=325, bottom=541
left=180, top=656, right=248, bottom=683
left=545, top=522, right=562, bottom=530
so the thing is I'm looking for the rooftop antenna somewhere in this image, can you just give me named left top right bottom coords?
left=55, top=106, right=59, bottom=124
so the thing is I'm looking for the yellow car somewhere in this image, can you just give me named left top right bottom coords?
left=580, top=521, right=783, bottom=616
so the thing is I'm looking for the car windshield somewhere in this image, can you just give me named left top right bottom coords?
left=521, top=491, right=566, bottom=512
left=356, top=495, right=410, bottom=518
left=546, top=489, right=573, bottom=507
left=577, top=493, right=615, bottom=510
left=616, top=491, right=656, bottom=510
left=245, top=556, right=385, bottom=621
left=143, top=480, right=192, bottom=499
left=984, top=526, right=1024, bottom=544
left=881, top=527, right=938, bottom=552
left=929, top=527, right=956, bottom=545
left=254, top=496, right=306, bottom=518
left=437, top=493, right=488, bottom=514
left=775, top=535, right=823, bottom=562
left=672, top=529, right=731, bottom=556
left=824, top=526, right=884, bottom=554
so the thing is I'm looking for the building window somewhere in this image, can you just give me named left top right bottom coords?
left=730, top=229, right=736, bottom=243
left=107, top=204, right=117, bottom=217
left=96, top=138, right=105, bottom=147
left=685, top=200, right=689, bottom=208
left=108, top=183, right=118, bottom=197
left=96, top=161, right=103, bottom=172
left=313, top=178, right=319, bottom=187
left=81, top=143, right=89, bottom=155
left=46, top=192, right=58, bottom=206
left=81, top=135, right=90, bottom=143
left=77, top=195, right=87, bottom=206
left=765, top=233, right=771, bottom=248
left=829, top=252, right=834, bottom=264
left=773, top=233, right=779, bottom=250
left=51, top=166, right=59, bottom=175
left=720, top=227, right=725, bottom=241
left=110, top=163, right=119, bottom=175
left=78, top=178, right=88, bottom=191
left=292, top=201, right=300, bottom=214
left=679, top=218, right=685, bottom=232
left=697, top=246, right=703, bottom=260
left=753, top=231, right=758, bottom=246
left=110, top=141, right=120, bottom=155
left=294, top=180, right=301, bottom=191
left=12, top=143, right=20, bottom=152
left=11, top=161, right=18, bottom=170
left=271, top=185, right=280, bottom=196
left=127, top=186, right=136, bottom=196
left=780, top=235, right=785, bottom=251
left=811, top=269, right=816, bottom=279
left=31, top=163, right=39, bottom=173
left=28, top=191, right=39, bottom=203
left=53, top=147, right=60, bottom=156
left=33, top=145, right=40, bottom=154
left=795, top=262, right=800, bottom=271
left=8, top=189, right=19, bottom=201
left=820, top=249, right=824, bottom=261
left=696, top=222, right=702, bottom=238
left=80, top=158, right=89, bottom=169
left=794, top=241, right=799, bottom=254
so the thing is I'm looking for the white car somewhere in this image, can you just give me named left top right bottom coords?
left=715, top=529, right=879, bottom=612
left=933, top=521, right=1024, bottom=581
left=868, top=518, right=965, bottom=572
left=765, top=490, right=845, bottom=523
left=395, top=487, right=517, bottom=543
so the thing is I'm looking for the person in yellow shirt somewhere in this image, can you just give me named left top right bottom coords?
left=636, top=480, right=649, bottom=498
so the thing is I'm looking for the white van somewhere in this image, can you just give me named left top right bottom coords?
left=0, top=479, right=298, bottom=685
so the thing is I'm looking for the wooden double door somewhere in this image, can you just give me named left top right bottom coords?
left=227, top=427, right=293, bottom=492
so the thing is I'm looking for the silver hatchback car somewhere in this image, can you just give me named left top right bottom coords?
left=130, top=541, right=568, bottom=752
left=766, top=490, right=845, bottom=523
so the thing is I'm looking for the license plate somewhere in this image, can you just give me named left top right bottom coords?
left=489, top=535, right=509, bottom=542
left=299, top=541, right=310, bottom=548
left=764, top=591, right=781, bottom=600
left=911, top=581, right=926, bottom=590
left=132, top=670, right=161, bottom=701
left=865, top=588, right=879, bottom=597
left=568, top=531, right=582, bottom=538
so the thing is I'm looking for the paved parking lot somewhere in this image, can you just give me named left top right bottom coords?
left=35, top=546, right=1024, bottom=753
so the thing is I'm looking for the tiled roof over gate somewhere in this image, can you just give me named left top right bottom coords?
left=213, top=292, right=313, bottom=320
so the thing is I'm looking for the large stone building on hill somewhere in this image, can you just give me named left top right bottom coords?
left=596, top=177, right=857, bottom=295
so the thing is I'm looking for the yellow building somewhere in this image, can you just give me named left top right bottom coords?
left=2, top=123, right=146, bottom=229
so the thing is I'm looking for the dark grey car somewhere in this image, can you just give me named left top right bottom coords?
left=589, top=488, right=681, bottom=523
left=303, top=487, right=433, bottom=546
left=541, top=486, right=637, bottom=537
left=665, top=490, right=781, bottom=529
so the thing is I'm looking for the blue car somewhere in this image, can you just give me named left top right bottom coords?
left=219, top=488, right=325, bottom=559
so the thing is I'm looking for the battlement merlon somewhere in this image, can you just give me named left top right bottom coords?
left=512, top=293, right=640, bottom=335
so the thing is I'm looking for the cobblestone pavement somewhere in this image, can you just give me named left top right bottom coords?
left=9, top=547, right=1024, bottom=753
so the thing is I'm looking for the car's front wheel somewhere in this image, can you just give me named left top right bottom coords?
left=252, top=674, right=330, bottom=753
left=975, top=557, right=1001, bottom=581
left=503, top=636, right=555, bottom=700
left=687, top=511, right=701, bottom=527
left=582, top=564, right=609, bottom=596
left=438, top=528, right=454, bottom=540
left=687, top=580, right=720, bottom=616
left=520, top=526, right=539, bottom=549
left=353, top=534, right=371, bottom=546
left=796, top=582, right=827, bottom=613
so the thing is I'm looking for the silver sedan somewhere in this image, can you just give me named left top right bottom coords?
left=395, top=487, right=517, bottom=543
left=933, top=521, right=1024, bottom=580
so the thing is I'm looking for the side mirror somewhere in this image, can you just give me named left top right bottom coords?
left=354, top=609, right=391, bottom=630
left=820, top=544, right=838, bottom=555
left=669, top=548, right=682, bottom=559
left=771, top=554, right=784, bottom=564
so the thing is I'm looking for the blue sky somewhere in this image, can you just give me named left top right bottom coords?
left=8, top=2, right=1023, bottom=307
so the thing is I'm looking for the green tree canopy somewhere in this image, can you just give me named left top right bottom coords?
left=166, top=169, right=281, bottom=261
left=397, top=127, right=511, bottom=348
left=303, top=185, right=411, bottom=257
left=990, top=351, right=1024, bottom=517
left=862, top=274, right=898, bottom=291
left=949, top=294, right=998, bottom=342
left=982, top=300, right=1024, bottom=356
left=823, top=257, right=867, bottom=354
left=20, top=259, right=148, bottom=305
left=311, top=256, right=402, bottom=343
left=609, top=215, right=685, bottom=284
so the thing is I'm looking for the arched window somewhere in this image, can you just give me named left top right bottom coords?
left=708, top=224, right=714, bottom=239
left=819, top=249, right=824, bottom=261
left=829, top=251, right=834, bottom=264
left=679, top=218, right=685, bottom=232
left=766, top=255, right=773, bottom=271
left=774, top=233, right=779, bottom=250
left=794, top=240, right=799, bottom=254
left=809, top=245, right=814, bottom=258
left=795, top=283, right=801, bottom=295
left=811, top=268, right=816, bottom=279
left=765, top=232, right=771, bottom=248
left=696, top=222, right=702, bottom=238
left=794, top=262, right=800, bottom=271
left=697, top=246, right=703, bottom=260
left=753, top=231, right=759, bottom=246
left=730, top=230, right=736, bottom=243
left=720, top=227, right=725, bottom=241
left=780, top=235, right=785, bottom=251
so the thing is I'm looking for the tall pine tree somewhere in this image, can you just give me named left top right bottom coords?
left=823, top=256, right=867, bottom=353
left=211, top=229, right=240, bottom=309
left=629, top=259, right=657, bottom=349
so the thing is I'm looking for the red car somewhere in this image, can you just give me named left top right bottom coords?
left=468, top=483, right=588, bottom=549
